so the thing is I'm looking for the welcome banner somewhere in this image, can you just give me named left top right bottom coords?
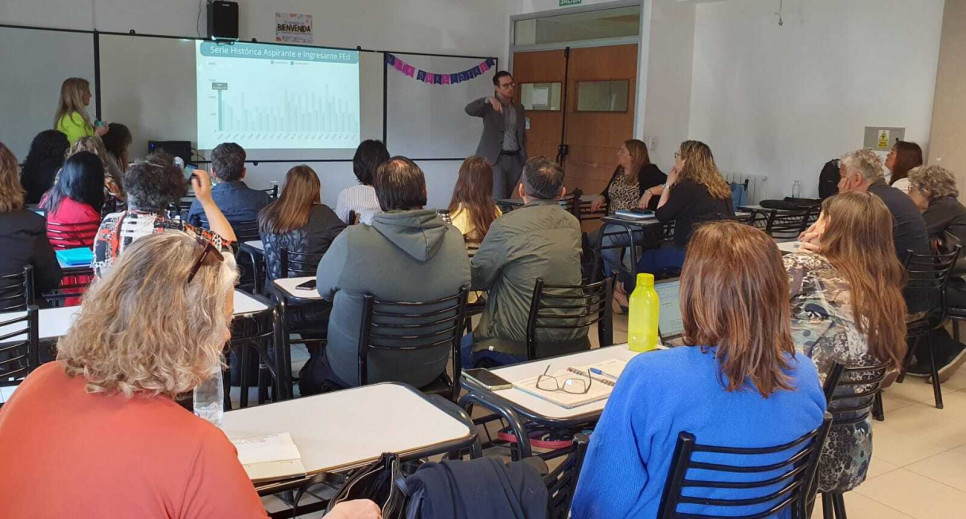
left=385, top=54, right=496, bottom=85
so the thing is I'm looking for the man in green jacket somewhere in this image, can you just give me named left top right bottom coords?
left=464, top=157, right=586, bottom=368
left=314, top=157, right=470, bottom=392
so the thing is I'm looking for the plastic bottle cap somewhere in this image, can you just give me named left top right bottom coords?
left=637, top=273, right=654, bottom=286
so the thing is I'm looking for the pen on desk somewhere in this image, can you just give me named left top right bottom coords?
left=589, top=368, right=618, bottom=381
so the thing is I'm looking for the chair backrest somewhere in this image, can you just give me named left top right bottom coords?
left=0, top=306, right=40, bottom=382
left=546, top=433, right=590, bottom=519
left=0, top=266, right=34, bottom=312
left=822, top=362, right=889, bottom=427
left=904, top=246, right=961, bottom=330
left=463, top=234, right=481, bottom=259
left=177, top=195, right=196, bottom=222
left=358, top=289, right=468, bottom=401
left=46, top=220, right=100, bottom=250
left=231, top=219, right=261, bottom=243
left=262, top=184, right=279, bottom=199
left=576, top=188, right=608, bottom=222
left=765, top=207, right=814, bottom=240
left=279, top=247, right=325, bottom=278
left=657, top=413, right=834, bottom=519
left=347, top=209, right=358, bottom=226
left=42, top=267, right=95, bottom=307
left=561, top=189, right=581, bottom=219
left=526, top=276, right=614, bottom=360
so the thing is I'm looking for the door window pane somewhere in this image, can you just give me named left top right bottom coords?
left=513, top=6, right=640, bottom=46
left=521, top=82, right=562, bottom=111
left=576, top=80, right=629, bottom=112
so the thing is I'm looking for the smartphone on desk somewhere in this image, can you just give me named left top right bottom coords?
left=295, top=279, right=317, bottom=291
left=464, top=368, right=513, bottom=391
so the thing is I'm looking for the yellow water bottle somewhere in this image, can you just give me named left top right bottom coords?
left=628, top=273, right=660, bottom=352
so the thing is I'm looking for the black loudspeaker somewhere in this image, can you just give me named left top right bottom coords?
left=207, top=1, right=239, bottom=41
left=148, top=141, right=192, bottom=165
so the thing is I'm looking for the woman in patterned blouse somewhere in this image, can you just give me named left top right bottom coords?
left=785, top=191, right=907, bottom=493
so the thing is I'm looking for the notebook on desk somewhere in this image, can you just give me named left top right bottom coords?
left=231, top=432, right=307, bottom=483
left=512, top=359, right=629, bottom=409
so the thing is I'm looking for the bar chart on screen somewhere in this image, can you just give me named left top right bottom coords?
left=196, top=41, right=361, bottom=150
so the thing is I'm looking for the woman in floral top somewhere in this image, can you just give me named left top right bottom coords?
left=93, top=152, right=236, bottom=279
left=785, top=191, right=907, bottom=493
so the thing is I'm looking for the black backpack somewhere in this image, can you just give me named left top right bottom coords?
left=819, top=159, right=840, bottom=199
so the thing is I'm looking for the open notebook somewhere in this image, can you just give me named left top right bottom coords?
left=512, top=359, right=629, bottom=409
left=231, top=432, right=307, bottom=483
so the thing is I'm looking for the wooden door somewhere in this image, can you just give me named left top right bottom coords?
left=564, top=45, right=638, bottom=197
left=512, top=44, right=638, bottom=199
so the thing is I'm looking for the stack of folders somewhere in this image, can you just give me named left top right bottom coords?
left=513, top=359, right=628, bottom=409
left=231, top=432, right=307, bottom=483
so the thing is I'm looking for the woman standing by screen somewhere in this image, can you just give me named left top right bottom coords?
left=54, top=78, right=107, bottom=145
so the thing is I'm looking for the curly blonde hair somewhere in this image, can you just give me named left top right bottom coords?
left=57, top=232, right=238, bottom=398
left=677, top=140, right=731, bottom=199
left=908, top=165, right=959, bottom=202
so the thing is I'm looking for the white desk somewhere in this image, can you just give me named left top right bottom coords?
left=0, top=290, right=269, bottom=341
left=222, top=383, right=475, bottom=478
left=487, top=345, right=644, bottom=420
left=777, top=241, right=802, bottom=254
left=271, top=276, right=323, bottom=301
left=243, top=240, right=264, bottom=253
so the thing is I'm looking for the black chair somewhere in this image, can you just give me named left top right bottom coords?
left=657, top=413, right=833, bottom=519
left=896, top=246, right=961, bottom=409
left=177, top=195, right=196, bottom=222
left=0, top=306, right=40, bottom=399
left=818, top=362, right=890, bottom=519
left=358, top=289, right=468, bottom=402
left=0, top=266, right=34, bottom=312
left=279, top=248, right=324, bottom=278
left=545, top=432, right=590, bottom=519
left=347, top=210, right=358, bottom=225
left=225, top=300, right=284, bottom=409
left=573, top=189, right=607, bottom=223
left=261, top=184, right=279, bottom=199
left=765, top=207, right=815, bottom=241
left=42, top=266, right=95, bottom=307
left=275, top=247, right=329, bottom=393
left=525, top=276, right=614, bottom=361
left=46, top=221, right=100, bottom=251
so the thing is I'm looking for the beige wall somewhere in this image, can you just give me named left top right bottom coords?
left=929, top=0, right=966, bottom=192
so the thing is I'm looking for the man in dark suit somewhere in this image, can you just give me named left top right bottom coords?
left=465, top=71, right=528, bottom=199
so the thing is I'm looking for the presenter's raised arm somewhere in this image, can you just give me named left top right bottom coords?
left=465, top=97, right=491, bottom=117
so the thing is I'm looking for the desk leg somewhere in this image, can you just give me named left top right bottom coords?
left=459, top=392, right=531, bottom=460
left=426, top=394, right=483, bottom=459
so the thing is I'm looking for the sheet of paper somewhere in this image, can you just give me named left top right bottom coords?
left=232, top=432, right=301, bottom=465
left=532, top=86, right=550, bottom=106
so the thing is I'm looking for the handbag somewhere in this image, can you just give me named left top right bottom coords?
left=325, top=452, right=407, bottom=519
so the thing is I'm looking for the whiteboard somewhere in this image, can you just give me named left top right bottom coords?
left=0, top=27, right=96, bottom=160
left=386, top=54, right=496, bottom=159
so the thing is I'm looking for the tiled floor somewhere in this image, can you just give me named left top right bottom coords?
left=268, top=313, right=966, bottom=518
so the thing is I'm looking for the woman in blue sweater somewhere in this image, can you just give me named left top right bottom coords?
left=572, top=221, right=827, bottom=518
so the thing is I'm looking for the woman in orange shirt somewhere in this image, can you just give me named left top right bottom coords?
left=0, top=232, right=379, bottom=519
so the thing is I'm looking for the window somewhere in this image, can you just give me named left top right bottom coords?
left=513, top=5, right=641, bottom=46
left=521, top=82, right=562, bottom=111
left=576, top=80, right=629, bottom=112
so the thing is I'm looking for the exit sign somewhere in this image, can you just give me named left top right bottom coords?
left=560, top=0, right=582, bottom=5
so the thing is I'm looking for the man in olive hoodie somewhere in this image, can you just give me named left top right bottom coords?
left=314, top=157, right=470, bottom=392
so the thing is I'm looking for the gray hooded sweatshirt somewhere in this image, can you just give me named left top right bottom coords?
left=316, top=209, right=471, bottom=387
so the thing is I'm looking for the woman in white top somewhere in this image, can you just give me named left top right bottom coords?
left=886, top=140, right=923, bottom=194
left=336, top=140, right=389, bottom=225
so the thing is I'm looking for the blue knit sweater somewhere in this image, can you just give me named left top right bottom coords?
left=571, top=346, right=826, bottom=518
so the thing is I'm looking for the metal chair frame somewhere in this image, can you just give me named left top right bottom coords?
left=0, top=266, right=34, bottom=313
left=357, top=289, right=468, bottom=402
left=818, top=362, right=890, bottom=519
left=896, top=246, right=961, bottom=409
left=657, top=413, right=834, bottom=519
left=0, top=306, right=40, bottom=384
left=545, top=432, right=590, bottom=519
